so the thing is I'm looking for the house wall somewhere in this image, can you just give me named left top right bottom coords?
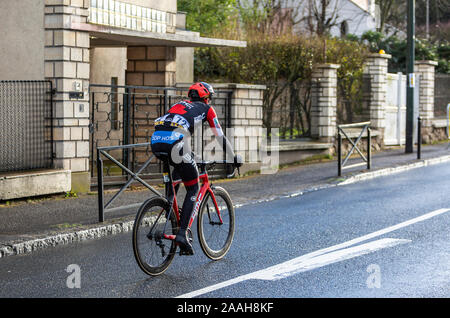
left=291, top=0, right=377, bottom=37
left=90, top=48, right=127, bottom=85
left=176, top=47, right=194, bottom=84
left=0, top=0, right=45, bottom=80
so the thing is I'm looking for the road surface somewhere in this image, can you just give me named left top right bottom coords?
left=0, top=162, right=449, bottom=298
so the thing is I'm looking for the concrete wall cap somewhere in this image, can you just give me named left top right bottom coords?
left=314, top=63, right=340, bottom=69
left=177, top=83, right=266, bottom=90
left=415, top=60, right=439, bottom=66
left=0, top=169, right=71, bottom=180
left=367, top=53, right=392, bottom=59
left=218, top=83, right=267, bottom=90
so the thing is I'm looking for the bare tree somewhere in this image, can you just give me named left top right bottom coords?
left=303, top=0, right=341, bottom=36
left=375, top=0, right=406, bottom=33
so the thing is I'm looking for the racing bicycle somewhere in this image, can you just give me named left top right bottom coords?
left=132, top=152, right=238, bottom=276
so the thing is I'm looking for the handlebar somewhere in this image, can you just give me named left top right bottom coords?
left=196, top=160, right=240, bottom=178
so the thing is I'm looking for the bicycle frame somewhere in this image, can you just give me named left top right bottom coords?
left=162, top=165, right=223, bottom=242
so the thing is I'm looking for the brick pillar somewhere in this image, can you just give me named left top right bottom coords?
left=125, top=46, right=176, bottom=154
left=126, top=46, right=176, bottom=87
left=311, top=64, right=339, bottom=142
left=415, top=60, right=438, bottom=123
left=44, top=0, right=91, bottom=192
left=363, top=53, right=391, bottom=133
left=204, top=84, right=265, bottom=174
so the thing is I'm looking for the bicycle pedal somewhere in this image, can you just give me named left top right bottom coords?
left=179, top=248, right=194, bottom=256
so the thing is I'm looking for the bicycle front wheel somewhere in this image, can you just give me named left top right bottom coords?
left=197, top=186, right=235, bottom=260
left=132, top=197, right=178, bottom=276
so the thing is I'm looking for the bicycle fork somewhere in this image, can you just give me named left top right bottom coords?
left=205, top=188, right=224, bottom=226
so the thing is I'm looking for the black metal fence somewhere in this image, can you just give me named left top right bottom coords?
left=263, top=81, right=316, bottom=139
left=0, top=80, right=54, bottom=173
left=89, top=84, right=232, bottom=187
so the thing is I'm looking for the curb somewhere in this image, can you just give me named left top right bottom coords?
left=338, top=155, right=450, bottom=185
left=1, top=154, right=450, bottom=259
left=0, top=220, right=134, bottom=259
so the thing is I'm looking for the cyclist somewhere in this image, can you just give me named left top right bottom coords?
left=151, top=82, right=242, bottom=255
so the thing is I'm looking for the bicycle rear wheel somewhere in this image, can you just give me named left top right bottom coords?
left=197, top=186, right=235, bottom=260
left=132, top=197, right=178, bottom=276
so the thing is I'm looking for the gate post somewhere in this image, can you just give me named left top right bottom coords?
left=44, top=0, right=91, bottom=193
left=415, top=60, right=438, bottom=144
left=363, top=53, right=391, bottom=144
left=311, top=63, right=340, bottom=143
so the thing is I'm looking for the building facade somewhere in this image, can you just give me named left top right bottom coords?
left=0, top=0, right=246, bottom=200
left=289, top=0, right=379, bottom=37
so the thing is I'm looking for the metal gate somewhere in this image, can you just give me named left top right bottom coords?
left=89, top=84, right=232, bottom=187
left=0, top=80, right=54, bottom=173
left=384, top=73, right=419, bottom=146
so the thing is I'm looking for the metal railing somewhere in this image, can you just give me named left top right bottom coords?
left=0, top=80, right=54, bottom=173
left=337, top=122, right=371, bottom=176
left=96, top=142, right=162, bottom=222
left=89, top=84, right=232, bottom=187
left=264, top=82, right=315, bottom=139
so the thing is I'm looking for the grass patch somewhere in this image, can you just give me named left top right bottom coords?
left=51, top=223, right=82, bottom=230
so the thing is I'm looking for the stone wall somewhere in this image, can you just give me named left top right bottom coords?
left=126, top=46, right=176, bottom=87
left=421, top=119, right=448, bottom=144
left=203, top=84, right=266, bottom=174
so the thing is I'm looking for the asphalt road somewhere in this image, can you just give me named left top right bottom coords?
left=0, top=162, right=449, bottom=298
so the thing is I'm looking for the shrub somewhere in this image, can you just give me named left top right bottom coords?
left=195, top=32, right=368, bottom=134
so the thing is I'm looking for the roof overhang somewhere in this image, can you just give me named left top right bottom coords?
left=71, top=22, right=246, bottom=48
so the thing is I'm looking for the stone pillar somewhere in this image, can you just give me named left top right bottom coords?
left=311, top=64, right=339, bottom=142
left=209, top=84, right=265, bottom=174
left=415, top=60, right=438, bottom=123
left=44, top=0, right=91, bottom=192
left=126, top=46, right=176, bottom=87
left=363, top=53, right=391, bottom=133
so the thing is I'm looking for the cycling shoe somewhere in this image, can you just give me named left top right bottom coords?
left=175, top=231, right=194, bottom=255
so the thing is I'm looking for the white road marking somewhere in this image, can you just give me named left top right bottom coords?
left=176, top=208, right=449, bottom=298
left=249, top=238, right=411, bottom=280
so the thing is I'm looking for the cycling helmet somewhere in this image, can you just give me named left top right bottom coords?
left=188, top=82, right=215, bottom=104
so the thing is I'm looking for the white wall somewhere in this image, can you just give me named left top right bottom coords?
left=0, top=0, right=45, bottom=80
left=90, top=47, right=127, bottom=85
left=288, top=0, right=377, bottom=37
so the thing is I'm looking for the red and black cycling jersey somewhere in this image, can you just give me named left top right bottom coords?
left=154, top=100, right=224, bottom=137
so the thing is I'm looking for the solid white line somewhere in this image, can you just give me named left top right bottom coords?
left=176, top=208, right=449, bottom=298
left=176, top=238, right=410, bottom=298
left=249, top=238, right=411, bottom=281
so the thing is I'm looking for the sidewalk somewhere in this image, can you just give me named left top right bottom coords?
left=1, top=142, right=449, bottom=258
